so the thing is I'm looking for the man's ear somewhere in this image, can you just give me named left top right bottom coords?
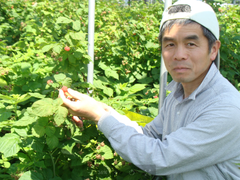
left=210, top=40, right=221, bottom=61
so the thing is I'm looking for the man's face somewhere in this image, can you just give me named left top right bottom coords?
left=161, top=23, right=219, bottom=88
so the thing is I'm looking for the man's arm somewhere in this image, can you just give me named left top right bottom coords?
left=98, top=103, right=240, bottom=175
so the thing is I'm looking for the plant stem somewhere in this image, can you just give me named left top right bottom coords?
left=50, top=153, right=56, bottom=177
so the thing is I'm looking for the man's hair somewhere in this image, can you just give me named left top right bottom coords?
left=158, top=4, right=217, bottom=54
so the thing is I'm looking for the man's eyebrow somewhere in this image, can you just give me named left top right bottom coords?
left=162, top=37, right=174, bottom=42
left=162, top=35, right=199, bottom=42
left=184, top=35, right=199, bottom=40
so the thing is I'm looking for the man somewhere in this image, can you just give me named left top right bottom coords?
left=59, top=0, right=240, bottom=179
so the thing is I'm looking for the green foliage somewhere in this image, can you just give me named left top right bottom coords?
left=217, top=4, right=240, bottom=88
left=0, top=0, right=239, bottom=179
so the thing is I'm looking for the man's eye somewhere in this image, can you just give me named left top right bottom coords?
left=187, top=43, right=195, bottom=46
left=166, top=43, right=174, bottom=47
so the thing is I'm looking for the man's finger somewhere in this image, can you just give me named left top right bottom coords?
left=67, top=88, right=90, bottom=101
left=59, top=89, right=76, bottom=108
left=72, top=116, right=84, bottom=130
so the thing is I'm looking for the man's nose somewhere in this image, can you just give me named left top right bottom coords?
left=174, top=45, right=188, bottom=61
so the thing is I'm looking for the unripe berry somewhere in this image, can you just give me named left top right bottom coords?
left=96, top=154, right=101, bottom=159
left=100, top=141, right=105, bottom=147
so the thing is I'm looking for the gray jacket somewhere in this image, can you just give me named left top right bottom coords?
left=98, top=64, right=240, bottom=179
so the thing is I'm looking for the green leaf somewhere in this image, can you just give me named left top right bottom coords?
left=72, top=20, right=81, bottom=31
left=0, top=109, right=12, bottom=122
left=19, top=170, right=44, bottom=180
left=32, top=124, right=45, bottom=137
left=0, top=78, right=7, bottom=87
left=61, top=141, right=76, bottom=155
left=54, top=73, right=66, bottom=83
left=62, top=77, right=72, bottom=88
left=54, top=106, right=68, bottom=126
left=69, top=32, right=85, bottom=40
left=68, top=54, right=76, bottom=64
left=37, top=117, right=49, bottom=126
left=14, top=127, right=28, bottom=137
left=50, top=177, right=62, bottom=180
left=0, top=133, right=21, bottom=158
left=129, top=84, right=146, bottom=94
left=0, top=94, right=14, bottom=103
left=65, top=34, right=73, bottom=46
left=105, top=68, right=119, bottom=80
left=15, top=93, right=31, bottom=104
left=82, top=152, right=94, bottom=163
left=42, top=44, right=53, bottom=52
left=45, top=126, right=56, bottom=137
left=103, top=87, right=113, bottom=97
left=123, top=110, right=154, bottom=126
left=53, top=98, right=64, bottom=111
left=46, top=135, right=59, bottom=149
left=29, top=93, right=46, bottom=99
left=31, top=98, right=54, bottom=117
left=53, top=44, right=63, bottom=54
left=14, top=115, right=36, bottom=126
left=97, top=145, right=114, bottom=160
left=31, top=139, right=45, bottom=152
left=145, top=41, right=159, bottom=49
left=56, top=17, right=73, bottom=24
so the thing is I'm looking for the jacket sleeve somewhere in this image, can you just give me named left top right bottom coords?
left=97, top=104, right=240, bottom=175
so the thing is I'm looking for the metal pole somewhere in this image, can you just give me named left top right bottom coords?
left=158, top=0, right=172, bottom=113
left=87, top=0, right=95, bottom=94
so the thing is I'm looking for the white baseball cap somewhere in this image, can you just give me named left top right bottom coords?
left=159, top=0, right=219, bottom=40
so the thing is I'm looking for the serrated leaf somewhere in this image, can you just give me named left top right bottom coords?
left=65, top=34, right=73, bottom=46
left=146, top=41, right=159, bottom=49
left=122, top=110, right=153, bottom=126
left=129, top=84, right=146, bottom=94
left=103, top=87, right=113, bottom=97
left=0, top=78, right=7, bottom=87
left=53, top=98, right=63, bottom=109
left=61, top=141, right=75, bottom=155
left=56, top=17, right=73, bottom=24
left=45, top=126, right=56, bottom=137
left=53, top=44, right=63, bottom=54
left=62, top=77, right=72, bottom=88
left=37, top=117, right=49, bottom=126
left=0, top=110, right=12, bottom=122
left=19, top=170, right=44, bottom=180
left=42, top=44, right=53, bottom=52
left=54, top=73, right=66, bottom=83
left=31, top=139, right=45, bottom=152
left=69, top=32, right=85, bottom=40
left=0, top=133, right=21, bottom=158
left=97, top=145, right=113, bottom=160
left=54, top=106, right=68, bottom=126
left=82, top=152, right=94, bottom=163
left=72, top=20, right=81, bottom=31
left=46, top=135, right=59, bottom=149
left=0, top=94, right=13, bottom=101
left=105, top=68, right=119, bottom=80
left=14, top=127, right=28, bottom=137
left=32, top=124, right=45, bottom=137
left=29, top=93, right=46, bottom=99
left=31, top=98, right=54, bottom=117
left=16, top=93, right=32, bottom=104
left=13, top=115, right=36, bottom=126
left=68, top=54, right=76, bottom=64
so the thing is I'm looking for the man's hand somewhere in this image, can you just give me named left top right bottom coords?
left=59, top=88, right=111, bottom=124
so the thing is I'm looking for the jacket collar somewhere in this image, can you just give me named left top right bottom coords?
left=166, top=63, right=219, bottom=101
